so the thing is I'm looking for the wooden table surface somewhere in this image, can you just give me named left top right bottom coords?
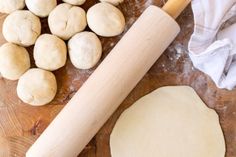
left=0, top=0, right=235, bottom=157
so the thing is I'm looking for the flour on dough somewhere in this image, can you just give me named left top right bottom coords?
left=110, top=86, right=225, bottom=157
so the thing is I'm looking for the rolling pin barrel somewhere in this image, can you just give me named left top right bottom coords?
left=27, top=0, right=190, bottom=156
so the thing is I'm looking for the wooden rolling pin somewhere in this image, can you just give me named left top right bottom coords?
left=27, top=0, right=191, bottom=156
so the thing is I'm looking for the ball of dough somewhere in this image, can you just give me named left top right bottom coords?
left=100, top=0, right=124, bottom=6
left=62, top=0, right=86, bottom=5
left=48, top=3, right=87, bottom=40
left=25, top=0, right=57, bottom=18
left=68, top=32, right=102, bottom=69
left=0, top=0, right=25, bottom=14
left=3, top=10, right=41, bottom=47
left=34, top=34, right=67, bottom=71
left=17, top=68, right=57, bottom=106
left=87, top=2, right=125, bottom=37
left=0, top=43, right=30, bottom=80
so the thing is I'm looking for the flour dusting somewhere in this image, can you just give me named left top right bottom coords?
left=156, top=42, right=196, bottom=74
left=167, top=43, right=188, bottom=61
left=110, top=42, right=115, bottom=47
left=174, top=43, right=188, bottom=60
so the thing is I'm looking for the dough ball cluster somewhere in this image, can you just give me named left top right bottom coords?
left=48, top=3, right=87, bottom=40
left=0, top=0, right=126, bottom=106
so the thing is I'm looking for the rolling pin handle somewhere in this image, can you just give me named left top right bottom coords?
left=162, top=0, right=191, bottom=19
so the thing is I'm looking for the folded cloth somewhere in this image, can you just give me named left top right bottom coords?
left=188, top=0, right=236, bottom=90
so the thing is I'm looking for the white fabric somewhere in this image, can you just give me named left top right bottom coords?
left=188, top=0, right=236, bottom=90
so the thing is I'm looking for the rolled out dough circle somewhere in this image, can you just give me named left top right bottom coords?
left=110, top=86, right=225, bottom=157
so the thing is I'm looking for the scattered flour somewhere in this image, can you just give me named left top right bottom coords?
left=110, top=42, right=115, bottom=47
left=174, top=43, right=188, bottom=60
left=157, top=42, right=195, bottom=74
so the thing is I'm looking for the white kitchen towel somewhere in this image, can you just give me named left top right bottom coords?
left=188, top=0, right=236, bottom=90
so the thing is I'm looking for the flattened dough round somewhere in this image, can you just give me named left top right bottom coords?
left=87, top=2, right=125, bottom=37
left=0, top=0, right=25, bottom=14
left=25, top=0, right=57, bottom=17
left=110, top=86, right=225, bottom=157
left=17, top=68, right=57, bottom=106
left=48, top=3, right=87, bottom=40
left=3, top=10, right=41, bottom=47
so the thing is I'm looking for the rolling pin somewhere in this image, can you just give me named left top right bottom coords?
left=27, top=0, right=191, bottom=156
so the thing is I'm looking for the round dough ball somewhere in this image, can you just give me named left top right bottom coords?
left=3, top=10, right=41, bottom=47
left=87, top=3, right=125, bottom=37
left=99, top=0, right=124, bottom=6
left=110, top=86, right=225, bottom=157
left=0, top=0, right=25, bottom=14
left=68, top=32, right=102, bottom=69
left=34, top=34, right=67, bottom=71
left=62, top=0, right=86, bottom=5
left=25, top=0, right=57, bottom=18
left=17, top=68, right=57, bottom=106
left=0, top=43, right=30, bottom=80
left=48, top=3, right=87, bottom=40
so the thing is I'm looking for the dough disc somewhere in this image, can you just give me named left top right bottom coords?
left=110, top=86, right=225, bottom=157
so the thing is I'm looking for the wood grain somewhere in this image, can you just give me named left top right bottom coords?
left=0, top=0, right=236, bottom=157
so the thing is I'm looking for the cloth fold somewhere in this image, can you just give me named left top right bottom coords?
left=188, top=0, right=236, bottom=90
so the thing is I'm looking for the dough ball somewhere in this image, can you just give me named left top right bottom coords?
left=99, top=0, right=124, bottom=6
left=0, top=0, right=25, bottom=14
left=87, top=3, right=125, bottom=37
left=48, top=3, right=87, bottom=40
left=62, top=0, right=86, bottom=5
left=25, top=0, right=57, bottom=18
left=34, top=34, right=67, bottom=71
left=0, top=43, right=30, bottom=80
left=110, top=86, right=225, bottom=157
left=17, top=68, right=57, bottom=106
left=68, top=32, right=102, bottom=69
left=3, top=10, right=41, bottom=47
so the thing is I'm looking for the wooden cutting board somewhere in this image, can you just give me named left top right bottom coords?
left=0, top=0, right=235, bottom=156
